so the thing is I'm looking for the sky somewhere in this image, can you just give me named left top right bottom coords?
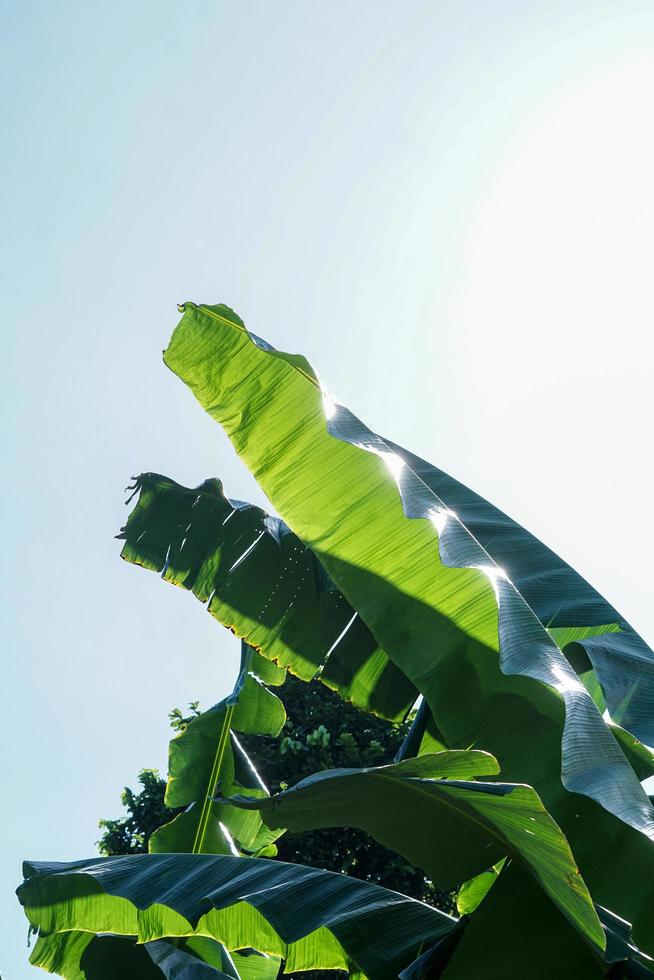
left=3, top=1, right=654, bottom=974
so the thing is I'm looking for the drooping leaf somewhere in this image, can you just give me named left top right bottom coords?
left=385, top=444, right=654, bottom=750
left=562, top=631, right=654, bottom=748
left=383, top=445, right=654, bottom=757
left=228, top=753, right=604, bottom=950
left=378, top=442, right=621, bottom=631
left=161, top=302, right=654, bottom=948
left=597, top=906, right=654, bottom=976
left=17, top=853, right=461, bottom=980
left=398, top=929, right=465, bottom=980
left=120, top=472, right=418, bottom=722
left=29, top=932, right=166, bottom=980
left=27, top=932, right=277, bottom=980
left=226, top=949, right=281, bottom=980
left=145, top=939, right=241, bottom=978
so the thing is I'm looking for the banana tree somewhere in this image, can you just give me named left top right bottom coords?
left=18, top=302, right=654, bottom=977
left=116, top=466, right=654, bottom=973
left=159, top=305, right=654, bottom=916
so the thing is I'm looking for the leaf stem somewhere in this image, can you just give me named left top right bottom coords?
left=192, top=704, right=234, bottom=854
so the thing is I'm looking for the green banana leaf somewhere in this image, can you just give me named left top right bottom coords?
left=387, top=442, right=654, bottom=748
left=597, top=909, right=654, bottom=977
left=398, top=931, right=464, bottom=979
left=28, top=933, right=170, bottom=980
left=174, top=939, right=280, bottom=980
left=168, top=940, right=280, bottom=980
left=119, top=473, right=418, bottom=723
left=120, top=474, right=652, bottom=784
left=21, top=846, right=640, bottom=979
left=150, top=642, right=285, bottom=855
left=442, top=867, right=654, bottom=980
left=146, top=940, right=239, bottom=979
left=28, top=932, right=280, bottom=980
left=26, top=626, right=287, bottom=980
left=387, top=457, right=654, bottom=765
left=161, top=302, right=654, bottom=947
left=227, top=752, right=603, bottom=950
left=455, top=860, right=505, bottom=916
left=224, top=949, right=280, bottom=980
left=383, top=441, right=617, bottom=629
left=17, top=853, right=462, bottom=980
left=562, top=631, right=654, bottom=748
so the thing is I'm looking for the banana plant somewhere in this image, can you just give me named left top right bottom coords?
left=158, top=302, right=654, bottom=946
left=119, top=473, right=418, bottom=723
left=18, top=301, right=654, bottom=977
left=118, top=467, right=654, bottom=973
left=161, top=303, right=654, bottom=825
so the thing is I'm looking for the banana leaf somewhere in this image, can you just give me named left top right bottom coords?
left=161, top=302, right=654, bottom=947
left=455, top=860, right=505, bottom=916
left=227, top=752, right=603, bottom=950
left=119, top=473, right=418, bottom=723
left=17, top=853, right=462, bottom=980
left=398, top=931, right=464, bottom=979
left=561, top=631, right=654, bottom=748
left=20, top=847, right=641, bottom=979
left=146, top=940, right=240, bottom=979
left=28, top=932, right=279, bottom=980
left=28, top=933, right=169, bottom=980
left=229, top=753, right=654, bottom=974
left=225, top=949, right=280, bottom=980
left=443, top=867, right=654, bottom=979
left=383, top=441, right=617, bottom=630
left=150, top=642, right=285, bottom=855
left=121, top=476, right=651, bottom=781
left=596, top=906, right=654, bottom=977
left=387, top=443, right=654, bottom=748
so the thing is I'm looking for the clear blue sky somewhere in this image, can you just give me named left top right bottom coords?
left=3, top=2, right=654, bottom=975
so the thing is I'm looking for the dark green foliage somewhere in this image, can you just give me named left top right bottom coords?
left=98, top=676, right=453, bottom=910
left=98, top=769, right=172, bottom=856
left=240, top=674, right=450, bottom=908
left=169, top=701, right=202, bottom=732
